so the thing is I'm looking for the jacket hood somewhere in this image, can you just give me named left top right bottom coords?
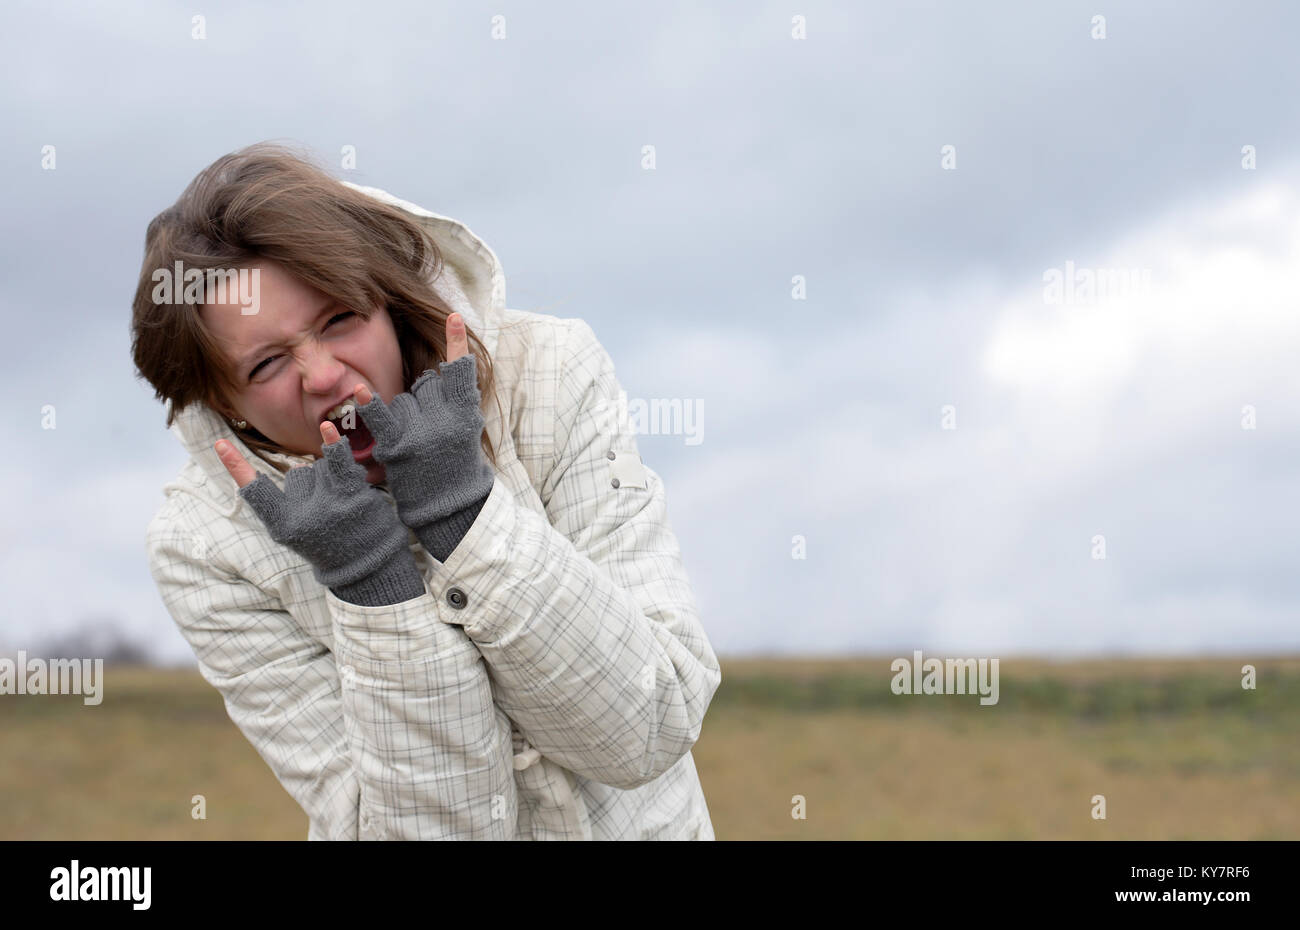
left=164, top=182, right=507, bottom=506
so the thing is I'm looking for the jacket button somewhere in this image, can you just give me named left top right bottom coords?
left=607, top=450, right=616, bottom=460
left=446, top=587, right=468, bottom=609
left=611, top=478, right=620, bottom=488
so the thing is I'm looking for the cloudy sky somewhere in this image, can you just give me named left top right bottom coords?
left=3, top=0, right=1299, bottom=663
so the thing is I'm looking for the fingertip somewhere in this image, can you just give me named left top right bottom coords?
left=446, top=312, right=470, bottom=353
left=322, top=433, right=361, bottom=481
left=318, top=429, right=345, bottom=455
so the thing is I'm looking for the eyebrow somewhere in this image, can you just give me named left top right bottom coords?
left=236, top=298, right=337, bottom=373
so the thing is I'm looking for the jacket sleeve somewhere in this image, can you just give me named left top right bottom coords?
left=426, top=317, right=722, bottom=790
left=144, top=515, right=518, bottom=839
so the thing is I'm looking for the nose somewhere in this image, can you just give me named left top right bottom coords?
left=296, top=341, right=346, bottom=397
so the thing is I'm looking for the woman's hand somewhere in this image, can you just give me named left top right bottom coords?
left=349, top=312, right=496, bottom=546
left=216, top=419, right=352, bottom=493
left=214, top=422, right=426, bottom=605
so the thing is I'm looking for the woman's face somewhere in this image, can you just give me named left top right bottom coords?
left=200, top=260, right=405, bottom=485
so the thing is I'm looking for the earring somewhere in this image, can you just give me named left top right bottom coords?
left=230, top=418, right=248, bottom=430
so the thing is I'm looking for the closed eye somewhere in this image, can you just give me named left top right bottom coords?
left=248, top=355, right=278, bottom=380
left=247, top=310, right=359, bottom=380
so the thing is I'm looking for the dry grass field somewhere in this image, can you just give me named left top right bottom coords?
left=2, top=656, right=1296, bottom=840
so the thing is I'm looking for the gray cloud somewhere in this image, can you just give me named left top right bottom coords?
left=3, top=0, right=1299, bottom=661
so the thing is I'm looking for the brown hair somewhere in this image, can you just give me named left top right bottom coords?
left=130, top=141, right=500, bottom=474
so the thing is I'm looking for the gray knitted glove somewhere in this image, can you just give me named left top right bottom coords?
left=238, top=435, right=427, bottom=607
left=354, top=353, right=495, bottom=563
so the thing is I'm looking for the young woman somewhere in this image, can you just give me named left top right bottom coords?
left=133, top=143, right=721, bottom=840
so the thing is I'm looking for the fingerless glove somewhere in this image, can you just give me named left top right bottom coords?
left=238, top=436, right=427, bottom=607
left=354, top=354, right=495, bottom=564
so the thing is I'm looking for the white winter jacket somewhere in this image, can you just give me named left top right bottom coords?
left=144, top=183, right=722, bottom=840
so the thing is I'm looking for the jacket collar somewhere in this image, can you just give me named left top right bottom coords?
left=167, top=182, right=508, bottom=496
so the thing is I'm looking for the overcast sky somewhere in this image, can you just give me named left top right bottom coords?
left=3, top=0, right=1300, bottom=663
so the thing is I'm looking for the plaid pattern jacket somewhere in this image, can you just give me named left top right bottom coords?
left=144, top=183, right=721, bottom=840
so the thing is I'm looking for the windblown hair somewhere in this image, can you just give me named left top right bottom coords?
left=130, top=141, right=499, bottom=474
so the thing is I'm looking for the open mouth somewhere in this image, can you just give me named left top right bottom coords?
left=327, top=409, right=376, bottom=462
